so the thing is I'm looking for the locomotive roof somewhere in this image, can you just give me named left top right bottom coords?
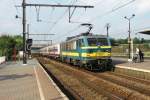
left=65, top=35, right=108, bottom=42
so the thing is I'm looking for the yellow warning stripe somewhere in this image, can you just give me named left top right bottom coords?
left=100, top=46, right=112, bottom=49
left=62, top=52, right=111, bottom=58
left=81, top=52, right=111, bottom=57
left=62, top=52, right=79, bottom=57
left=81, top=46, right=111, bottom=49
left=81, top=46, right=98, bottom=49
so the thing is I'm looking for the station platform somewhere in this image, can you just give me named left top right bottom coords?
left=112, top=57, right=150, bottom=80
left=0, top=59, right=68, bottom=100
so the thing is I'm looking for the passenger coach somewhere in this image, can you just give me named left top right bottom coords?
left=40, top=44, right=60, bottom=59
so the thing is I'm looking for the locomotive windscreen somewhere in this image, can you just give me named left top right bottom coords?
left=87, top=38, right=108, bottom=46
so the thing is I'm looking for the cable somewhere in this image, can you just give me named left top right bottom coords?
left=110, top=26, right=150, bottom=39
left=52, top=24, right=81, bottom=41
left=111, top=0, right=136, bottom=12
left=134, top=26, right=150, bottom=33
left=89, top=0, right=136, bottom=22
left=69, top=0, right=118, bottom=23
left=13, top=0, right=20, bottom=15
left=56, top=0, right=123, bottom=39
left=35, top=6, right=42, bottom=22
left=51, top=0, right=60, bottom=4
left=47, top=7, right=55, bottom=22
left=46, top=8, right=69, bottom=33
left=46, top=0, right=78, bottom=34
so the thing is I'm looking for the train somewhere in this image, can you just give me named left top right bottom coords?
left=40, top=34, right=113, bottom=71
left=40, top=24, right=113, bottom=71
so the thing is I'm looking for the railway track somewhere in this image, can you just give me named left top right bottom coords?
left=38, top=57, right=150, bottom=100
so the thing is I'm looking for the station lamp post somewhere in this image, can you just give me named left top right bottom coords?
left=124, top=14, right=135, bottom=61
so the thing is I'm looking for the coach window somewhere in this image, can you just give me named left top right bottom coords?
left=66, top=43, right=69, bottom=50
left=70, top=42, right=73, bottom=50
left=72, top=41, right=76, bottom=50
left=61, top=43, right=65, bottom=51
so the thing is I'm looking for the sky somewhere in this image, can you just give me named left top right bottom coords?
left=0, top=0, right=150, bottom=44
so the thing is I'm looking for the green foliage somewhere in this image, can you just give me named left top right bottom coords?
left=110, top=37, right=150, bottom=46
left=13, top=35, right=23, bottom=51
left=133, top=37, right=141, bottom=44
left=116, top=38, right=128, bottom=44
left=110, top=38, right=128, bottom=46
left=0, top=35, right=23, bottom=60
left=110, top=38, right=117, bottom=46
left=111, top=37, right=150, bottom=57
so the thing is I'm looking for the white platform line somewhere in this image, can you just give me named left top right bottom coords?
left=34, top=66, right=45, bottom=100
left=116, top=65, right=150, bottom=73
left=37, top=63, right=69, bottom=100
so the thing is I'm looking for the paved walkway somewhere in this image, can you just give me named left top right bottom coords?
left=0, top=59, right=68, bottom=100
left=112, top=57, right=150, bottom=71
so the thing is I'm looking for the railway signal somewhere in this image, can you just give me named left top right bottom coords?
left=26, top=39, right=32, bottom=52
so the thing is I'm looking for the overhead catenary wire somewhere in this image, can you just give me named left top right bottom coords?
left=13, top=0, right=20, bottom=15
left=46, top=0, right=79, bottom=34
left=71, top=0, right=118, bottom=22
left=89, top=0, right=136, bottom=22
left=35, top=6, right=42, bottom=22
left=67, top=0, right=104, bottom=23
left=52, top=24, right=81, bottom=42
left=51, top=0, right=60, bottom=4
left=50, top=0, right=82, bottom=40
left=20, top=0, right=142, bottom=44
left=52, top=0, right=112, bottom=40
left=49, top=0, right=137, bottom=43
left=51, top=0, right=96, bottom=38
left=46, top=8, right=69, bottom=33
left=47, top=7, right=55, bottom=22
left=110, top=0, right=127, bottom=9
left=54, top=0, right=138, bottom=41
left=110, top=26, right=150, bottom=38
left=24, top=0, right=91, bottom=44
left=25, top=0, right=87, bottom=43
left=52, top=0, right=119, bottom=40
left=68, top=0, right=129, bottom=23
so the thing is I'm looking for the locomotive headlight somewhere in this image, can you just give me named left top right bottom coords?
left=106, top=49, right=111, bottom=53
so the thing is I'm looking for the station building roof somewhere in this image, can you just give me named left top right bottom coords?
left=139, top=30, right=150, bottom=35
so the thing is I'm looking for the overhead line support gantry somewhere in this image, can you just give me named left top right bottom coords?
left=22, top=0, right=94, bottom=64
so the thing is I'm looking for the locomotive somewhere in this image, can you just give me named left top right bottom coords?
left=40, top=24, right=113, bottom=70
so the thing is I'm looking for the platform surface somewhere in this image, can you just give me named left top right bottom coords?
left=113, top=57, right=150, bottom=72
left=0, top=59, right=68, bottom=100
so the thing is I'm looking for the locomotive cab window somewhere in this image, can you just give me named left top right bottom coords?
left=88, top=38, right=108, bottom=46
left=78, top=39, right=85, bottom=47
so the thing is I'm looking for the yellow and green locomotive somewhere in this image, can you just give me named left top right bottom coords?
left=60, top=34, right=112, bottom=70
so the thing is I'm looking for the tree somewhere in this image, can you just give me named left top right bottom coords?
left=13, top=35, right=23, bottom=51
left=116, top=38, right=128, bottom=44
left=0, top=35, right=23, bottom=60
left=110, top=38, right=117, bottom=46
left=133, top=37, right=140, bottom=44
